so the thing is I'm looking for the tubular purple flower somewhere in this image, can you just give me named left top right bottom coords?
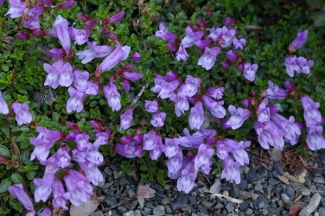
left=74, top=70, right=89, bottom=92
left=57, top=0, right=76, bottom=9
left=194, top=144, right=214, bottom=174
left=50, top=48, right=64, bottom=58
left=98, top=44, right=130, bottom=73
left=143, top=130, right=162, bottom=150
left=52, top=178, right=69, bottom=210
left=233, top=38, right=246, bottom=50
left=22, top=6, right=44, bottom=30
left=301, top=96, right=322, bottom=126
left=150, top=111, right=166, bottom=127
left=86, top=81, right=99, bottom=95
left=120, top=108, right=133, bottom=130
left=164, top=138, right=180, bottom=158
left=149, top=143, right=165, bottom=160
left=132, top=52, right=142, bottom=62
left=5, top=0, right=26, bottom=18
left=123, top=72, right=143, bottom=81
left=64, top=169, right=93, bottom=206
left=306, top=126, right=325, bottom=150
left=71, top=28, right=89, bottom=45
left=266, top=81, right=288, bottom=100
left=59, top=62, right=73, bottom=87
left=155, top=23, right=178, bottom=42
left=44, top=59, right=64, bottom=89
left=12, top=102, right=32, bottom=125
left=77, top=41, right=114, bottom=64
left=145, top=100, right=159, bottom=113
left=54, top=15, right=71, bottom=53
left=194, top=39, right=211, bottom=50
left=296, top=57, right=314, bottom=75
left=224, top=17, right=234, bottom=26
left=176, top=45, right=189, bottom=61
left=8, top=184, right=35, bottom=216
left=167, top=150, right=183, bottom=178
left=16, top=32, right=28, bottom=40
left=0, top=91, right=9, bottom=114
left=243, top=63, right=258, bottom=81
left=271, top=114, right=301, bottom=145
left=106, top=11, right=125, bottom=24
left=226, top=50, right=237, bottom=61
left=166, top=43, right=178, bottom=52
left=122, top=79, right=131, bottom=91
left=177, top=161, right=197, bottom=193
left=257, top=99, right=271, bottom=123
left=34, top=173, right=54, bottom=202
left=170, top=94, right=189, bottom=117
left=39, top=208, right=51, bottom=216
left=284, top=56, right=299, bottom=77
left=189, top=102, right=204, bottom=130
left=221, top=156, right=241, bottom=184
left=181, top=27, right=204, bottom=48
left=254, top=121, right=285, bottom=150
left=207, top=87, right=224, bottom=100
left=201, top=95, right=226, bottom=118
left=103, top=77, right=121, bottom=111
left=289, top=30, right=308, bottom=53
left=197, top=46, right=221, bottom=70
left=66, top=87, right=87, bottom=113
left=225, top=105, right=251, bottom=130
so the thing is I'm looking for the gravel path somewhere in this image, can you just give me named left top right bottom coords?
left=86, top=148, right=325, bottom=216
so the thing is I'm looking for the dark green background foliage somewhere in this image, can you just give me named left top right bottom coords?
left=0, top=0, right=324, bottom=214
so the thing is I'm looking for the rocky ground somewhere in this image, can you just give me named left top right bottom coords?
left=73, top=148, right=325, bottom=216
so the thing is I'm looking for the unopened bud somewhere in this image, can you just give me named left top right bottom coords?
left=25, top=0, right=36, bottom=8
left=141, top=7, right=148, bottom=15
left=138, top=0, right=144, bottom=7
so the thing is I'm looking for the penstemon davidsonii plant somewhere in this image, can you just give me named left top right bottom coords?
left=0, top=0, right=324, bottom=215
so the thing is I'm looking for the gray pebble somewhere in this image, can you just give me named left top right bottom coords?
left=123, top=211, right=135, bottom=216
left=245, top=208, right=253, bottom=215
left=225, top=202, right=234, bottom=212
left=240, top=201, right=250, bottom=211
left=281, top=193, right=290, bottom=202
left=90, top=211, right=104, bottom=216
left=318, top=207, right=325, bottom=216
left=198, top=205, right=208, bottom=214
left=299, top=208, right=309, bottom=216
left=153, top=206, right=165, bottom=216
left=118, top=206, right=128, bottom=213
left=105, top=197, right=117, bottom=206
left=134, top=210, right=142, bottom=216
left=258, top=201, right=265, bottom=209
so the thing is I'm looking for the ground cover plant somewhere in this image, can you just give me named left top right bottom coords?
left=0, top=0, right=325, bottom=215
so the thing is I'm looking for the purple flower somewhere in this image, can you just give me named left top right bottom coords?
left=194, top=39, right=211, bottom=50
left=233, top=38, right=246, bottom=50
left=224, top=17, right=234, bottom=26
left=181, top=27, right=204, bottom=48
left=285, top=56, right=300, bottom=77
left=170, top=94, right=189, bottom=117
left=243, top=63, right=258, bottom=81
left=44, top=60, right=63, bottom=89
left=76, top=41, right=114, bottom=64
left=216, top=139, right=250, bottom=165
left=54, top=15, right=71, bottom=54
left=8, top=184, right=35, bottom=216
left=106, top=11, right=125, bottom=24
left=197, top=46, right=221, bottom=70
left=176, top=45, right=189, bottom=61
left=34, top=173, right=54, bottom=202
left=120, top=108, right=133, bottom=130
left=207, top=87, right=224, bottom=100
left=143, top=130, right=162, bottom=150
left=50, top=48, right=64, bottom=58
left=57, top=0, right=76, bottom=9
left=167, top=150, right=183, bottom=176
left=221, top=156, right=241, bottom=184
left=86, top=81, right=99, bottom=95
left=70, top=27, right=89, bottom=45
left=52, top=178, right=69, bottom=210
left=103, top=77, right=121, bottom=111
left=194, top=144, right=214, bottom=174
left=98, top=44, right=130, bottom=73
left=93, top=130, right=111, bottom=149
left=257, top=99, right=271, bottom=123
left=224, top=105, right=251, bottom=130
left=132, top=52, right=142, bottom=62
left=307, top=126, right=325, bottom=150
left=0, top=91, right=9, bottom=114
left=16, top=32, right=28, bottom=40
left=289, top=30, right=308, bottom=53
left=12, top=102, right=32, bottom=125
left=66, top=87, right=87, bottom=113
left=180, top=75, right=201, bottom=97
left=151, top=78, right=179, bottom=99
left=164, top=138, right=181, bottom=158
left=149, top=143, right=165, bottom=160
left=271, top=114, right=302, bottom=145
left=150, top=111, right=166, bottom=127
left=49, top=146, right=71, bottom=169
left=115, top=136, right=142, bottom=158
left=254, top=121, right=285, bottom=150
left=220, top=27, right=237, bottom=48
left=145, top=100, right=159, bottom=113
left=189, top=102, right=204, bottom=130
left=30, top=126, right=61, bottom=161
left=201, top=95, right=226, bottom=118
left=226, top=50, right=237, bottom=61
left=122, top=72, right=143, bottom=81
left=73, top=70, right=89, bottom=92
left=301, top=96, right=322, bottom=126
left=266, top=81, right=288, bottom=100
left=39, top=208, right=51, bottom=216
left=177, top=160, right=197, bottom=193
left=155, top=23, right=178, bottom=42
left=296, top=56, right=314, bottom=75
left=64, top=169, right=93, bottom=206
left=5, top=0, right=26, bottom=18
left=59, top=62, right=73, bottom=87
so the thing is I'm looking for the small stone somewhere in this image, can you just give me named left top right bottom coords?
left=306, top=193, right=321, bottom=214
left=314, top=177, right=325, bottom=184
left=258, top=201, right=265, bottom=209
left=239, top=180, right=247, bottom=190
left=134, top=210, right=141, bottom=216
left=270, top=147, right=282, bottom=162
left=277, top=175, right=289, bottom=185
left=268, top=178, right=280, bottom=186
left=254, top=184, right=263, bottom=192
left=240, top=201, right=250, bottom=211
left=229, top=184, right=239, bottom=198
left=318, top=207, right=325, bottom=216
left=286, top=187, right=295, bottom=199
left=171, top=201, right=187, bottom=210
left=105, top=197, right=117, bottom=207
left=91, top=211, right=104, bottom=216
left=153, top=206, right=165, bottom=216
left=118, top=206, right=128, bottom=213
left=189, top=195, right=197, bottom=205
left=245, top=208, right=253, bottom=215
left=281, top=193, right=290, bottom=202
left=128, top=200, right=138, bottom=210
left=123, top=211, right=135, bottom=216
left=198, top=205, right=208, bottom=214
left=215, top=203, right=224, bottom=209
left=161, top=197, right=170, bottom=205
left=298, top=208, right=309, bottom=216
left=143, top=207, right=152, bottom=214
left=225, top=203, right=234, bottom=212
left=261, top=209, right=269, bottom=215
left=246, top=173, right=259, bottom=183
left=274, top=162, right=284, bottom=175
left=165, top=205, right=172, bottom=214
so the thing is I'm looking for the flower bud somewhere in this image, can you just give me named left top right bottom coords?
left=57, top=0, right=76, bottom=9
left=16, top=32, right=28, bottom=40
left=132, top=52, right=142, bottom=62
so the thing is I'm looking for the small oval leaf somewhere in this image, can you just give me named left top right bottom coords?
left=0, top=145, right=10, bottom=158
left=11, top=173, right=24, bottom=184
left=0, top=178, right=12, bottom=193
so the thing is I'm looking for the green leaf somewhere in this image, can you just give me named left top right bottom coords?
left=52, top=112, right=60, bottom=122
left=11, top=173, right=23, bottom=184
left=157, top=170, right=166, bottom=186
left=307, top=0, right=325, bottom=8
left=0, top=145, right=10, bottom=158
left=0, top=178, right=12, bottom=193
left=314, top=11, right=325, bottom=26
left=26, top=171, right=36, bottom=181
